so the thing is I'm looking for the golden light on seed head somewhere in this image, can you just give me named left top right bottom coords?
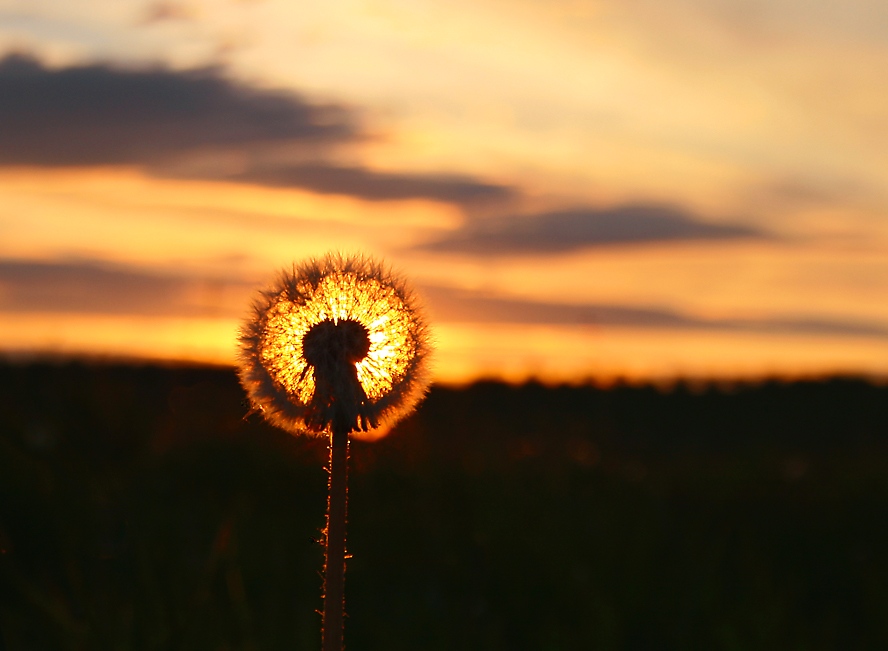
left=238, top=252, right=432, bottom=437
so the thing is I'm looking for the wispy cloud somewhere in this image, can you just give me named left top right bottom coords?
left=183, top=161, right=516, bottom=205
left=419, top=204, right=768, bottom=255
left=138, top=1, right=197, bottom=25
left=0, top=258, right=251, bottom=317
left=4, top=257, right=881, bottom=341
left=423, top=285, right=888, bottom=340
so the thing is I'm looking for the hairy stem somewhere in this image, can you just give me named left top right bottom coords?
left=322, top=423, right=349, bottom=651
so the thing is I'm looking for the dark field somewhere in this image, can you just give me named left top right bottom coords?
left=0, top=361, right=886, bottom=650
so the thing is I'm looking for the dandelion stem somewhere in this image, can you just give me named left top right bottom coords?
left=322, top=422, right=349, bottom=651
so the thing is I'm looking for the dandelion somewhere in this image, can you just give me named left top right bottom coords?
left=237, top=252, right=432, bottom=651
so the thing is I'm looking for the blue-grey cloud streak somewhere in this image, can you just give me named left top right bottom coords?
left=420, top=204, right=767, bottom=254
left=421, top=285, right=888, bottom=339
left=2, top=258, right=883, bottom=341
left=177, top=161, right=516, bottom=205
left=0, top=259, right=250, bottom=317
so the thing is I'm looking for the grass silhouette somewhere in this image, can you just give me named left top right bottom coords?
left=0, top=361, right=887, bottom=650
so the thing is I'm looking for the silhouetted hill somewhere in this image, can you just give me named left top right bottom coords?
left=1, top=361, right=886, bottom=650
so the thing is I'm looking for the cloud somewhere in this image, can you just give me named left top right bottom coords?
left=139, top=1, right=196, bottom=25
left=0, top=259, right=251, bottom=317
left=419, top=204, right=766, bottom=254
left=422, top=285, right=888, bottom=339
left=190, top=161, right=516, bottom=205
left=1, top=258, right=884, bottom=341
left=0, top=53, right=356, bottom=166
left=0, top=53, right=515, bottom=207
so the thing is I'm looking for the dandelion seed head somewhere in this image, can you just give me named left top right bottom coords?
left=237, top=252, right=432, bottom=436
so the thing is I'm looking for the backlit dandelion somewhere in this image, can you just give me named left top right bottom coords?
left=236, top=252, right=432, bottom=651
left=238, top=252, right=431, bottom=436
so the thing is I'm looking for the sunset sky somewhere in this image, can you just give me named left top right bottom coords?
left=1, top=0, right=887, bottom=383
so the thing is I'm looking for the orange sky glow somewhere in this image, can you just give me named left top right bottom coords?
left=1, top=0, right=887, bottom=383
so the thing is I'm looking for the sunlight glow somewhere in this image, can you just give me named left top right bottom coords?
left=238, top=254, right=431, bottom=436
left=259, top=272, right=421, bottom=403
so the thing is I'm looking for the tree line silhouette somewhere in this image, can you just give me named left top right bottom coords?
left=0, top=361, right=886, bottom=650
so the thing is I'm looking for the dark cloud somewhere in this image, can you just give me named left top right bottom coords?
left=0, top=53, right=516, bottom=207
left=422, top=285, right=888, bottom=339
left=195, top=161, right=516, bottom=205
left=0, top=53, right=355, bottom=166
left=420, top=204, right=766, bottom=254
left=0, top=259, right=251, bottom=317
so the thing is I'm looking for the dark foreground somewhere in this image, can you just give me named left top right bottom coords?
left=0, top=361, right=886, bottom=650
